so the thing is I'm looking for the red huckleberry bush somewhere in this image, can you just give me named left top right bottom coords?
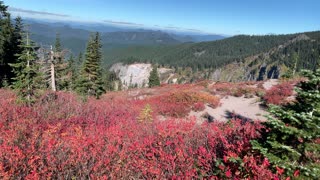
left=0, top=88, right=280, bottom=179
left=263, top=81, right=294, bottom=105
left=192, top=102, right=206, bottom=112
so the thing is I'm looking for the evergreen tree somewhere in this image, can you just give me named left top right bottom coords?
left=0, top=1, right=8, bottom=18
left=77, top=51, right=83, bottom=67
left=66, top=54, right=77, bottom=90
left=53, top=33, right=69, bottom=91
left=6, top=16, right=24, bottom=84
left=12, top=16, right=23, bottom=57
left=75, top=32, right=105, bottom=98
left=70, top=52, right=83, bottom=89
left=252, top=68, right=320, bottom=178
left=9, top=30, right=41, bottom=105
left=104, top=70, right=119, bottom=91
left=148, top=65, right=160, bottom=88
left=0, top=6, right=24, bottom=87
left=0, top=1, right=9, bottom=34
left=54, top=32, right=62, bottom=53
left=0, top=2, right=14, bottom=87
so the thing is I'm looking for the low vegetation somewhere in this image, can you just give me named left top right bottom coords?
left=0, top=87, right=270, bottom=179
left=253, top=69, right=320, bottom=179
left=263, top=81, right=295, bottom=105
left=1, top=69, right=319, bottom=179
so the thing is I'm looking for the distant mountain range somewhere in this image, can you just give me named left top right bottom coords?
left=101, top=31, right=180, bottom=44
left=24, top=18, right=227, bottom=53
left=170, top=33, right=225, bottom=43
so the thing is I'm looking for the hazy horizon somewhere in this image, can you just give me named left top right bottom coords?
left=5, top=0, right=320, bottom=36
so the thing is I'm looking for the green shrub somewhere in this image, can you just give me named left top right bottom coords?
left=252, top=69, right=320, bottom=179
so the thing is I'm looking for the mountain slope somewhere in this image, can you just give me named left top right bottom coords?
left=102, top=31, right=180, bottom=45
left=107, top=33, right=297, bottom=67
left=107, top=31, right=320, bottom=82
left=209, top=32, right=320, bottom=81
left=171, top=34, right=226, bottom=42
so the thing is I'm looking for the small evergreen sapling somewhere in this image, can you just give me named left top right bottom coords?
left=148, top=65, right=160, bottom=88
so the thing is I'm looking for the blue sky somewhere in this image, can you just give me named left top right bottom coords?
left=5, top=0, right=320, bottom=35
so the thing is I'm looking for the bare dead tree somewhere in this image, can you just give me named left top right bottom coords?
left=50, top=45, right=56, bottom=91
left=36, top=44, right=70, bottom=91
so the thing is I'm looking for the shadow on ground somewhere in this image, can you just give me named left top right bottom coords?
left=225, top=110, right=253, bottom=124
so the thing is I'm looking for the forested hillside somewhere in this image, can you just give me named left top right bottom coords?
left=207, top=32, right=320, bottom=81
left=108, top=33, right=301, bottom=68
left=106, top=31, right=320, bottom=82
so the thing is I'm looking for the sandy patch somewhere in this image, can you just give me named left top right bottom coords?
left=189, top=96, right=268, bottom=122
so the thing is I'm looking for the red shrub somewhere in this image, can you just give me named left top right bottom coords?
left=192, top=102, right=205, bottom=112
left=263, top=82, right=294, bottom=105
left=0, top=89, right=279, bottom=179
left=147, top=91, right=219, bottom=117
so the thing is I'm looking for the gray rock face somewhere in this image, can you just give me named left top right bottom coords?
left=110, top=63, right=173, bottom=89
left=110, top=63, right=152, bottom=89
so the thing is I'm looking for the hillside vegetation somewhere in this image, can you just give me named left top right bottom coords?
left=27, top=20, right=320, bottom=82
left=206, top=33, right=320, bottom=81
left=114, top=34, right=295, bottom=66
left=108, top=31, right=320, bottom=82
left=1, top=72, right=319, bottom=179
left=113, top=32, right=319, bottom=66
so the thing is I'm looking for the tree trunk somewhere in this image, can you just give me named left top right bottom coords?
left=50, top=46, right=56, bottom=91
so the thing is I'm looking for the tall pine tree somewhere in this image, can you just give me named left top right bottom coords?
left=54, top=32, right=62, bottom=52
left=65, top=54, right=77, bottom=91
left=9, top=29, right=41, bottom=105
left=0, top=1, right=13, bottom=87
left=75, top=32, right=105, bottom=98
left=53, top=32, right=68, bottom=91
left=12, top=16, right=23, bottom=58
left=0, top=1, right=24, bottom=87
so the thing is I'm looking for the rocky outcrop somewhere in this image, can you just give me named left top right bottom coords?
left=110, top=63, right=174, bottom=89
